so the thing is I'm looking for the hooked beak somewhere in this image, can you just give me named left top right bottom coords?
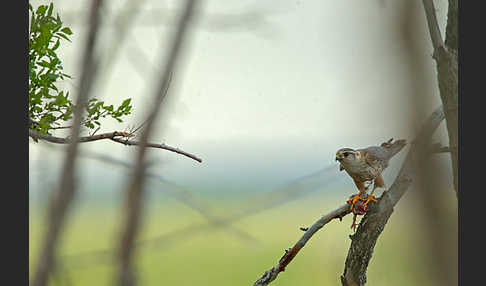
left=335, top=154, right=344, bottom=161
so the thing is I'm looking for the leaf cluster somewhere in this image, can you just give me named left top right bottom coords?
left=29, top=3, right=133, bottom=134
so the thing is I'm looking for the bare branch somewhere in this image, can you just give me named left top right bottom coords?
left=50, top=126, right=73, bottom=130
left=421, top=0, right=444, bottom=50
left=111, top=137, right=202, bottom=163
left=254, top=204, right=351, bottom=286
left=29, top=129, right=130, bottom=143
left=445, top=0, right=458, bottom=51
left=340, top=106, right=445, bottom=286
left=421, top=0, right=458, bottom=197
left=29, top=130, right=202, bottom=163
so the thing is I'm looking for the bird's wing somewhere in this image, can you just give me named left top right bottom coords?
left=359, top=146, right=388, bottom=172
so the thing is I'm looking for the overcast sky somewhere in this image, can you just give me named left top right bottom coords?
left=29, top=0, right=452, bottom=195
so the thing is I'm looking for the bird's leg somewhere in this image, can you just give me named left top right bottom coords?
left=346, top=190, right=367, bottom=211
left=363, top=184, right=379, bottom=206
left=363, top=175, right=385, bottom=206
left=346, top=192, right=362, bottom=210
left=347, top=180, right=368, bottom=210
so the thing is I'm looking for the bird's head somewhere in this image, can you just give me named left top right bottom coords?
left=335, top=148, right=360, bottom=164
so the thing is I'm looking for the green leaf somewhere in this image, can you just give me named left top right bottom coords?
left=38, top=61, right=51, bottom=68
left=57, top=33, right=71, bottom=42
left=52, top=39, right=60, bottom=50
left=121, top=98, right=131, bottom=107
left=30, top=12, right=36, bottom=33
left=61, top=27, right=72, bottom=35
left=47, top=73, right=58, bottom=81
left=62, top=109, right=73, bottom=120
left=36, top=5, right=48, bottom=16
left=47, top=3, right=53, bottom=17
left=47, top=49, right=57, bottom=57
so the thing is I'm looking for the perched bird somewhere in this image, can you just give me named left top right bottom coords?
left=335, top=138, right=407, bottom=210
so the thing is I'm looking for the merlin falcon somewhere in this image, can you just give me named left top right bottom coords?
left=335, top=138, right=407, bottom=210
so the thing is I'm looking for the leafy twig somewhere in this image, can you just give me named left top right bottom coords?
left=30, top=1, right=104, bottom=286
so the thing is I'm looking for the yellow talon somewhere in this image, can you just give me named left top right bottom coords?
left=346, top=192, right=363, bottom=210
left=362, top=195, right=378, bottom=206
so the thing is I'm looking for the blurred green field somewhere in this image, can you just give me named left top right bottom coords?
left=29, top=189, right=456, bottom=286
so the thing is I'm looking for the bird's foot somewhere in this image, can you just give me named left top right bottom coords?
left=362, top=194, right=378, bottom=206
left=346, top=193, right=364, bottom=210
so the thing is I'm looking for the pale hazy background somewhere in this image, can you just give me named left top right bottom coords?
left=29, top=0, right=451, bottom=195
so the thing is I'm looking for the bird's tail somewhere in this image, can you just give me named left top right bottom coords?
left=381, top=138, right=407, bottom=158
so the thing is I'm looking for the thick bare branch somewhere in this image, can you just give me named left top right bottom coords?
left=340, top=106, right=445, bottom=286
left=29, top=130, right=202, bottom=163
left=254, top=204, right=351, bottom=286
left=445, top=0, right=458, bottom=51
left=421, top=0, right=458, bottom=197
left=421, top=0, right=444, bottom=50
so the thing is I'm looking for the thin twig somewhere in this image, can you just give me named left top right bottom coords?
left=254, top=204, right=351, bottom=286
left=127, top=71, right=173, bottom=138
left=50, top=125, right=73, bottom=130
left=29, top=129, right=202, bottom=163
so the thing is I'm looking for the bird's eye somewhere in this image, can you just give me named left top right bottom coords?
left=343, top=152, right=349, bottom=157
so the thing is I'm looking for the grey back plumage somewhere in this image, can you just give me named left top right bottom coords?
left=358, top=139, right=407, bottom=172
